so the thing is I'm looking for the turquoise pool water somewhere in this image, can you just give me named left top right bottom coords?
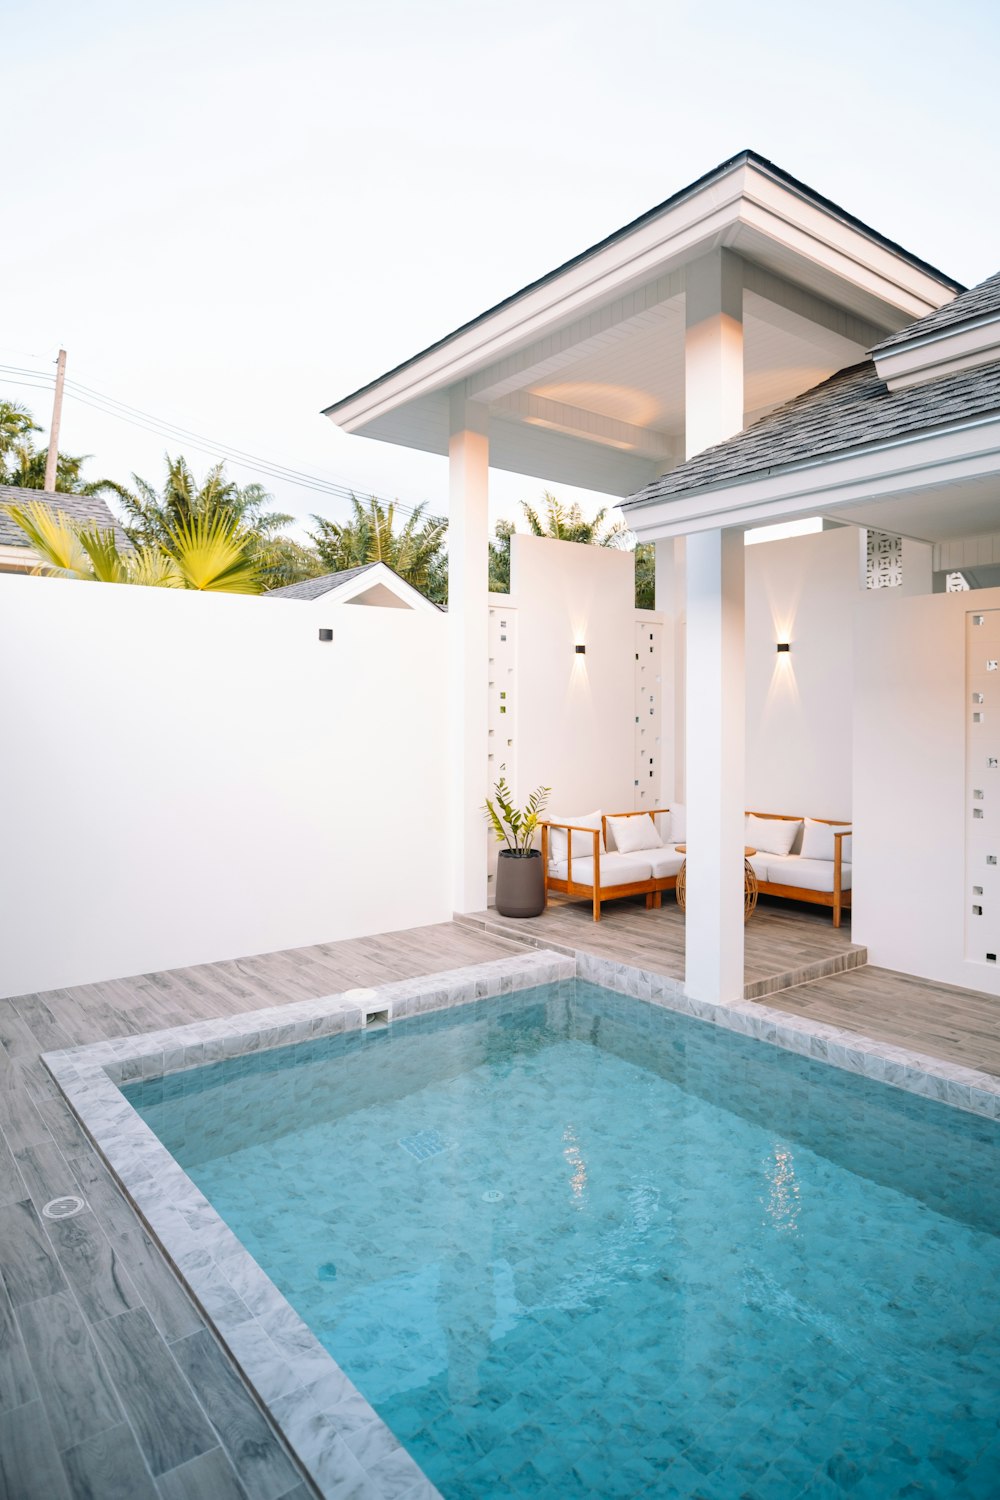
left=126, top=982, right=1000, bottom=1498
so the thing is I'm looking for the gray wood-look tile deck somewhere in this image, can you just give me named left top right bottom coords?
left=461, top=892, right=866, bottom=998
left=3, top=913, right=999, bottom=1498
left=0, top=921, right=528, bottom=1500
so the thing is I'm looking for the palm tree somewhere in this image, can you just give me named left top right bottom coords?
left=97, top=454, right=322, bottom=591
left=490, top=491, right=651, bottom=604
left=4, top=498, right=265, bottom=594
left=0, top=398, right=116, bottom=494
left=521, top=491, right=631, bottom=547
left=309, top=496, right=448, bottom=604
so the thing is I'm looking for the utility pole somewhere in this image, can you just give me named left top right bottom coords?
left=43, top=348, right=67, bottom=492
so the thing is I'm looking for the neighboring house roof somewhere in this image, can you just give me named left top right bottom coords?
left=265, top=563, right=381, bottom=600
left=870, top=269, right=1000, bottom=355
left=264, top=561, right=443, bottom=612
left=0, top=485, right=131, bottom=551
left=625, top=272, right=1000, bottom=511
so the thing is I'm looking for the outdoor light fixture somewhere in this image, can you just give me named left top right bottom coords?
left=776, top=642, right=790, bottom=653
left=575, top=644, right=586, bottom=654
left=318, top=628, right=333, bottom=643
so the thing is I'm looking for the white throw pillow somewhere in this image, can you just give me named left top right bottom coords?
left=800, top=818, right=852, bottom=862
left=669, top=803, right=686, bottom=843
left=746, top=814, right=802, bottom=857
left=606, top=814, right=663, bottom=855
left=547, top=811, right=604, bottom=862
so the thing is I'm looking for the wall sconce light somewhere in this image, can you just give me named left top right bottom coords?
left=776, top=642, right=790, bottom=653
left=575, top=644, right=586, bottom=655
left=318, top=628, right=333, bottom=643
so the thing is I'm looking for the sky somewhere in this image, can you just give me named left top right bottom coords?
left=5, top=0, right=1000, bottom=541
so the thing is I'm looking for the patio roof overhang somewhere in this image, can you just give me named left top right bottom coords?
left=621, top=408, right=1000, bottom=543
left=322, top=151, right=962, bottom=497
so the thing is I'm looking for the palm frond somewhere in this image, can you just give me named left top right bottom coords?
left=165, top=511, right=264, bottom=593
left=3, top=500, right=93, bottom=579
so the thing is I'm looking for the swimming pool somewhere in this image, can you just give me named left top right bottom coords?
left=124, top=978, right=1000, bottom=1498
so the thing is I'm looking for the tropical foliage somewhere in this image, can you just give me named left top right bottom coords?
left=483, top=769, right=551, bottom=855
left=4, top=498, right=265, bottom=593
left=309, top=495, right=448, bottom=604
left=0, top=398, right=108, bottom=494
left=488, top=490, right=652, bottom=606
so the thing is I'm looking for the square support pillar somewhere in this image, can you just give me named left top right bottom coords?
left=684, top=526, right=746, bottom=1003
left=685, top=249, right=744, bottom=458
left=448, top=391, right=490, bottom=913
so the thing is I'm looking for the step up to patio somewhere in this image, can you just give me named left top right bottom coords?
left=455, top=899, right=868, bottom=1003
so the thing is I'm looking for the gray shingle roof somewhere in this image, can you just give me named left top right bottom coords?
left=871, top=270, right=1000, bottom=354
left=0, top=485, right=131, bottom=550
left=626, top=354, right=1000, bottom=510
left=263, top=563, right=380, bottom=599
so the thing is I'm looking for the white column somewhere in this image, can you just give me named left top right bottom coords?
left=684, top=250, right=743, bottom=459
left=682, top=249, right=746, bottom=1003
left=684, top=527, right=746, bottom=1002
left=448, top=390, right=490, bottom=913
left=654, top=538, right=686, bottom=804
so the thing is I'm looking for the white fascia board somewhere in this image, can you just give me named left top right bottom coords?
left=625, top=415, right=1000, bottom=541
left=737, top=179, right=953, bottom=322
left=874, top=317, right=1000, bottom=391
left=325, top=161, right=955, bottom=438
left=0, top=544, right=35, bottom=572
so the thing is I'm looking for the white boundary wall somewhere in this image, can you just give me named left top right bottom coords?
left=854, top=584, right=1000, bottom=996
left=0, top=575, right=450, bottom=998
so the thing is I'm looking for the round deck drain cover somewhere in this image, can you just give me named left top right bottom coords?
left=481, top=1190, right=505, bottom=1203
left=42, top=1196, right=85, bottom=1220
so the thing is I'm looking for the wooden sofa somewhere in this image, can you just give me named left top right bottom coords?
left=745, top=811, right=852, bottom=928
left=541, top=807, right=852, bottom=926
left=540, top=809, right=680, bottom=922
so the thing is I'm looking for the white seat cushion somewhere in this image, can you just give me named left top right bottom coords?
left=548, top=851, right=653, bottom=887
left=746, top=854, right=769, bottom=881
left=760, top=855, right=852, bottom=892
left=648, top=846, right=685, bottom=879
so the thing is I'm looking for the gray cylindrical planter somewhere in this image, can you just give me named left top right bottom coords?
left=495, top=849, right=545, bottom=917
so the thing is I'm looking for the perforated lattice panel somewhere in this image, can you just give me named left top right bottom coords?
left=966, top=610, right=1000, bottom=966
left=866, top=530, right=903, bottom=590
left=634, top=621, right=663, bottom=810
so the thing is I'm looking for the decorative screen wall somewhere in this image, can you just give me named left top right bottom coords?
left=488, top=606, right=517, bottom=788
left=486, top=606, right=517, bottom=894
left=966, top=610, right=1000, bottom=966
left=866, top=530, right=903, bottom=589
left=634, top=621, right=663, bottom=811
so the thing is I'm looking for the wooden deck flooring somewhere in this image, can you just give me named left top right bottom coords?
left=461, top=892, right=865, bottom=999
left=2, top=914, right=999, bottom=1498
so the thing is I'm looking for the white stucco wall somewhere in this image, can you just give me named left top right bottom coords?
left=744, top=527, right=858, bottom=819
left=853, top=584, right=1000, bottom=996
left=505, top=534, right=645, bottom=817
left=0, top=575, right=450, bottom=998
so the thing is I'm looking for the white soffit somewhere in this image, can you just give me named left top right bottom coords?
left=323, top=152, right=960, bottom=460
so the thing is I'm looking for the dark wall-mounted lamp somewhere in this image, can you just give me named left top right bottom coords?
left=318, top=628, right=333, bottom=643
left=776, top=642, right=790, bottom=653
left=575, top=644, right=586, bottom=655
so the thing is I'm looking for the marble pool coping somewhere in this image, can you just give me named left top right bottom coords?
left=42, top=946, right=1000, bottom=1500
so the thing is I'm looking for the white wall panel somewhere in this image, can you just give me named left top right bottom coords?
left=0, top=576, right=451, bottom=998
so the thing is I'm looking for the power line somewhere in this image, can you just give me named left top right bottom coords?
left=0, top=363, right=430, bottom=518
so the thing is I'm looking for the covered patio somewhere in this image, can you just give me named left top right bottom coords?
left=324, top=148, right=963, bottom=1007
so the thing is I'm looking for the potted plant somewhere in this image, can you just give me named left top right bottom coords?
left=483, top=770, right=550, bottom=917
